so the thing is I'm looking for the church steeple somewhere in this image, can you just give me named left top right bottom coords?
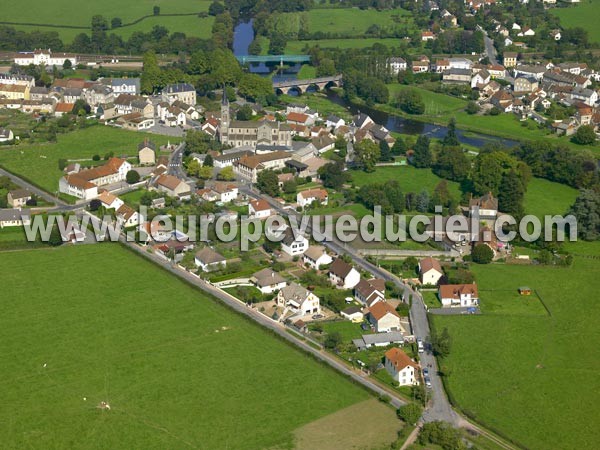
left=220, top=86, right=229, bottom=145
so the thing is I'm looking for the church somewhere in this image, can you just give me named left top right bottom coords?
left=219, top=96, right=292, bottom=148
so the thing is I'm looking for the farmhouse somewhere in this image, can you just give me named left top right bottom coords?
left=302, top=245, right=333, bottom=270
left=194, top=247, right=226, bottom=272
left=438, top=284, right=479, bottom=308
left=329, top=258, right=361, bottom=289
left=0, top=208, right=30, bottom=228
left=251, top=268, right=287, bottom=294
left=367, top=302, right=401, bottom=332
left=7, top=189, right=32, bottom=207
left=354, top=278, right=385, bottom=307
left=419, top=257, right=443, bottom=285
left=384, top=348, right=419, bottom=386
left=276, top=282, right=321, bottom=315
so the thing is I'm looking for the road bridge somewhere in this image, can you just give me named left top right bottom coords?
left=273, top=74, right=343, bottom=94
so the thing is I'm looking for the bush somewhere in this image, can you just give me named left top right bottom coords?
left=92, top=154, right=100, bottom=161
left=397, top=403, right=423, bottom=425
left=472, top=244, right=494, bottom=264
left=126, top=170, right=140, bottom=184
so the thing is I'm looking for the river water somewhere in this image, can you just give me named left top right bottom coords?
left=232, top=21, right=518, bottom=148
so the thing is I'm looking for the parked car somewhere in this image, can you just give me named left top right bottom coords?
left=423, top=368, right=429, bottom=377
left=425, top=376, right=432, bottom=388
left=417, top=338, right=424, bottom=353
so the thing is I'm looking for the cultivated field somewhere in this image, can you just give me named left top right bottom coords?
left=3, top=0, right=213, bottom=41
left=552, top=0, right=600, bottom=43
left=0, top=244, right=400, bottom=449
left=0, top=126, right=173, bottom=194
left=431, top=243, right=600, bottom=449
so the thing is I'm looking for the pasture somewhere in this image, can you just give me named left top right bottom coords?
left=524, top=177, right=578, bottom=219
left=0, top=126, right=173, bottom=194
left=431, top=246, right=600, bottom=449
left=552, top=0, right=600, bottom=43
left=0, top=244, right=397, bottom=449
left=3, top=0, right=213, bottom=41
left=286, top=38, right=402, bottom=54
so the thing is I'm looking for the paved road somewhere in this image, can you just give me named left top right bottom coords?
left=168, top=142, right=189, bottom=181
left=0, top=166, right=67, bottom=206
left=238, top=184, right=458, bottom=424
left=484, top=35, right=498, bottom=65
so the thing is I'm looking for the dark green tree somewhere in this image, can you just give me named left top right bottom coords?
left=498, top=170, right=525, bottom=218
left=411, top=135, right=432, bottom=168
left=256, top=170, right=279, bottom=197
left=126, top=170, right=140, bottom=184
left=472, top=244, right=494, bottom=264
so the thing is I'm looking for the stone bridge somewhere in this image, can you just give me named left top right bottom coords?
left=273, top=75, right=343, bottom=95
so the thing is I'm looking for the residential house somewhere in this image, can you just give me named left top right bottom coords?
left=156, top=175, right=192, bottom=199
left=14, top=48, right=77, bottom=67
left=54, top=102, right=74, bottom=117
left=286, top=112, right=314, bottom=127
left=354, top=278, right=385, bottom=307
left=471, top=69, right=491, bottom=88
left=503, top=52, right=518, bottom=68
left=108, top=78, right=140, bottom=95
left=251, top=268, right=287, bottom=294
left=97, top=190, right=124, bottom=210
left=233, top=151, right=291, bottom=182
left=203, top=182, right=238, bottom=203
left=442, top=69, right=472, bottom=85
left=341, top=306, right=364, bottom=323
left=138, top=140, right=156, bottom=165
left=326, top=114, right=346, bottom=129
left=276, top=282, right=321, bottom=315
left=7, top=189, right=31, bottom=207
left=59, top=175, right=98, bottom=200
left=194, top=247, right=226, bottom=272
left=0, top=128, right=14, bottom=142
left=116, top=112, right=155, bottom=131
left=367, top=301, right=401, bottom=332
left=0, top=208, right=31, bottom=228
left=297, top=188, right=328, bottom=208
left=514, top=76, right=539, bottom=94
left=353, top=332, right=405, bottom=350
left=514, top=65, right=546, bottom=81
left=116, top=204, right=140, bottom=228
left=281, top=228, right=309, bottom=257
left=421, top=31, right=436, bottom=41
left=434, top=59, right=450, bottom=73
left=302, top=245, right=333, bottom=270
left=384, top=348, right=418, bottom=386
left=387, top=57, right=407, bottom=74
left=248, top=199, right=272, bottom=219
left=419, top=257, right=444, bottom=285
left=329, top=258, right=361, bottom=289
left=438, top=284, right=479, bottom=307
left=570, top=87, right=598, bottom=106
left=469, top=192, right=498, bottom=219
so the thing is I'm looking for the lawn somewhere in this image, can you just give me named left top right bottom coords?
left=320, top=320, right=366, bottom=342
left=430, top=252, right=600, bottom=449
left=303, top=8, right=412, bottom=35
left=552, top=0, right=600, bottom=43
left=524, top=177, right=578, bottom=219
left=0, top=244, right=386, bottom=448
left=350, top=166, right=462, bottom=199
left=0, top=126, right=174, bottom=194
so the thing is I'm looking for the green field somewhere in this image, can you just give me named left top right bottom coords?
left=0, top=244, right=386, bottom=448
left=0, top=126, right=174, bottom=194
left=552, top=0, right=600, bottom=43
left=524, top=177, right=578, bottom=219
left=286, top=38, right=402, bottom=54
left=387, top=84, right=468, bottom=116
left=3, top=0, right=212, bottom=41
left=350, top=166, right=462, bottom=199
left=320, top=320, right=366, bottom=342
left=431, top=245, right=600, bottom=449
left=303, top=8, right=411, bottom=35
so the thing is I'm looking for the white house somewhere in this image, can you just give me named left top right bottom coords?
left=0, top=208, right=31, bottom=229
left=387, top=57, right=407, bottom=74
left=59, top=175, right=98, bottom=200
left=281, top=228, right=309, bottom=257
left=251, top=268, right=287, bottom=294
left=7, top=189, right=31, bottom=207
left=116, top=204, right=140, bottom=228
left=297, top=188, right=328, bottom=209
left=96, top=191, right=124, bottom=211
left=14, top=49, right=78, bottom=67
left=0, top=128, right=14, bottom=142
left=419, top=257, right=444, bottom=286
left=302, top=245, right=333, bottom=270
left=248, top=199, right=271, bottom=219
left=438, top=284, right=479, bottom=308
left=329, top=258, right=361, bottom=289
left=354, top=278, right=385, bottom=307
left=384, top=348, right=419, bottom=386
left=469, top=192, right=498, bottom=220
left=341, top=306, right=364, bottom=323
left=325, top=114, right=346, bottom=129
left=276, top=282, right=321, bottom=315
left=367, top=302, right=401, bottom=332
left=194, top=247, right=226, bottom=272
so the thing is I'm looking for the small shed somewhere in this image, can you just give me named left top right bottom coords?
left=518, top=287, right=532, bottom=296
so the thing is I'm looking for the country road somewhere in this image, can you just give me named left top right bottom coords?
left=0, top=166, right=67, bottom=206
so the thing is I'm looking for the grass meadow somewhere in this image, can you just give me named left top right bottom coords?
left=524, top=177, right=578, bottom=219
left=0, top=126, right=174, bottom=194
left=286, top=38, right=402, bottom=54
left=552, top=0, right=600, bottom=43
left=431, top=243, right=600, bottom=449
left=0, top=244, right=386, bottom=449
left=4, top=0, right=213, bottom=41
left=387, top=84, right=468, bottom=116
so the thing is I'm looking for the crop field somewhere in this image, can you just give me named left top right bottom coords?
left=3, top=0, right=213, bottom=41
left=350, top=166, right=462, bottom=199
left=431, top=244, right=600, bottom=449
left=0, top=126, right=173, bottom=194
left=552, top=0, right=600, bottom=43
left=0, top=244, right=400, bottom=449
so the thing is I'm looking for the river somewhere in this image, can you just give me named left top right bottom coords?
left=232, top=21, right=519, bottom=149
